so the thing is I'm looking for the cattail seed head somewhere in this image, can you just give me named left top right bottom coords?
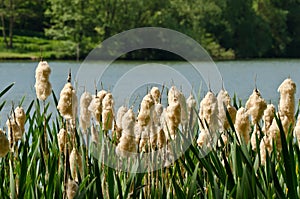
left=116, top=109, right=136, bottom=157
left=79, top=91, right=92, bottom=132
left=102, top=93, right=114, bottom=131
left=245, top=89, right=267, bottom=124
left=260, top=136, right=272, bottom=166
left=186, top=93, right=197, bottom=128
left=69, top=148, right=83, bottom=182
left=251, top=124, right=261, bottom=151
left=235, top=107, right=251, bottom=144
left=34, top=61, right=52, bottom=101
left=57, top=83, right=77, bottom=121
left=278, top=78, right=296, bottom=126
left=262, top=104, right=275, bottom=133
left=0, top=129, right=9, bottom=157
left=198, top=91, right=219, bottom=134
left=150, top=87, right=160, bottom=104
left=57, top=128, right=67, bottom=153
left=14, top=106, right=26, bottom=133
left=6, top=118, right=23, bottom=142
left=88, top=95, right=102, bottom=125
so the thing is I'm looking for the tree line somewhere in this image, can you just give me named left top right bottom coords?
left=0, top=0, right=299, bottom=60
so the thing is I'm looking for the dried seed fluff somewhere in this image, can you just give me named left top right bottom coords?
left=235, top=107, right=251, bottom=144
left=69, top=148, right=83, bottom=182
left=245, top=89, right=267, bottom=125
left=34, top=61, right=52, bottom=101
left=262, top=104, right=275, bottom=133
left=14, top=106, right=26, bottom=134
left=57, top=82, right=78, bottom=121
left=102, top=93, right=114, bottom=131
left=67, top=179, right=78, bottom=199
left=150, top=87, right=160, bottom=104
left=57, top=128, right=67, bottom=153
left=79, top=91, right=92, bottom=132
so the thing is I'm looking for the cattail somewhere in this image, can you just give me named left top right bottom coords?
left=262, top=104, right=276, bottom=133
left=6, top=118, right=22, bottom=142
left=66, top=179, right=78, bottom=199
left=57, top=82, right=78, bottom=121
left=116, top=109, right=136, bottom=157
left=14, top=106, right=26, bottom=134
left=260, top=136, right=272, bottom=166
left=34, top=61, right=52, bottom=101
left=114, top=106, right=128, bottom=141
left=150, top=87, right=160, bottom=104
left=235, top=107, right=251, bottom=144
left=69, top=148, right=83, bottom=182
left=97, top=90, right=107, bottom=101
left=198, top=91, right=219, bottom=134
left=79, top=91, right=92, bottom=132
left=138, top=94, right=155, bottom=127
left=197, top=129, right=211, bottom=148
left=278, top=78, right=296, bottom=126
left=102, top=93, right=114, bottom=131
left=157, top=128, right=166, bottom=149
left=245, top=89, right=267, bottom=125
left=268, top=114, right=289, bottom=150
left=57, top=128, right=67, bottom=153
left=162, top=100, right=181, bottom=140
left=294, top=117, right=300, bottom=147
left=186, top=93, right=197, bottom=128
left=153, top=103, right=163, bottom=126
left=88, top=95, right=102, bottom=125
left=168, top=86, right=188, bottom=125
left=251, top=124, right=261, bottom=151
left=217, top=89, right=236, bottom=131
left=0, top=129, right=9, bottom=157
left=139, top=129, right=150, bottom=152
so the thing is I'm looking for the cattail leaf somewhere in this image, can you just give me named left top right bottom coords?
left=0, top=101, right=6, bottom=112
left=9, top=161, right=16, bottom=199
left=114, top=171, right=123, bottom=199
left=18, top=140, right=28, bottom=199
left=275, top=114, right=297, bottom=198
left=94, top=158, right=104, bottom=199
left=187, top=162, right=199, bottom=199
left=107, top=167, right=115, bottom=199
left=0, top=82, right=14, bottom=99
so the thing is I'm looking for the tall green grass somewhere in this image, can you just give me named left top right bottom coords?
left=0, top=83, right=299, bottom=198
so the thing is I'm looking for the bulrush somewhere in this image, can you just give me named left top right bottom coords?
left=114, top=106, right=128, bottom=141
left=278, top=77, right=296, bottom=126
left=217, top=89, right=237, bottom=132
left=235, top=107, right=251, bottom=144
left=69, top=148, right=83, bottom=182
left=162, top=87, right=181, bottom=140
left=245, top=89, right=267, bottom=125
left=0, top=129, right=9, bottom=157
left=262, top=104, right=276, bottom=133
left=14, top=106, right=26, bottom=134
left=88, top=95, right=102, bottom=125
left=186, top=93, right=197, bottom=128
left=150, top=87, right=160, bottom=104
left=102, top=93, right=114, bottom=131
left=79, top=91, right=92, bottom=132
left=6, top=117, right=22, bottom=142
left=66, top=179, right=78, bottom=199
left=168, top=86, right=188, bottom=125
left=198, top=91, right=219, bottom=135
left=91, top=124, right=99, bottom=144
left=116, top=109, right=136, bottom=157
left=137, top=93, right=155, bottom=127
left=197, top=129, right=211, bottom=148
left=34, top=61, right=52, bottom=101
left=57, top=128, right=67, bottom=153
left=57, top=82, right=78, bottom=122
left=268, top=114, right=289, bottom=151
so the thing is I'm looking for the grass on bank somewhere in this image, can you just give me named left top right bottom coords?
left=0, top=35, right=76, bottom=60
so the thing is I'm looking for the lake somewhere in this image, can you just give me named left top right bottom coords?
left=0, top=59, right=299, bottom=125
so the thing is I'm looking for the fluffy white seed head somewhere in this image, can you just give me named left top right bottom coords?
left=163, top=100, right=181, bottom=140
left=79, top=91, right=92, bottom=132
left=102, top=93, right=114, bottom=131
left=35, top=61, right=52, bottom=101
left=6, top=118, right=23, bottom=142
left=268, top=114, right=289, bottom=151
left=116, top=109, right=136, bottom=157
left=0, top=129, right=9, bottom=157
left=91, top=124, right=99, bottom=144
left=88, top=95, right=102, bottom=125
left=150, top=87, right=160, bottom=104
left=262, top=104, right=276, bottom=133
left=278, top=78, right=296, bottom=126
left=235, top=107, right=251, bottom=144
left=197, top=129, right=211, bottom=148
left=57, top=83, right=77, bottom=121
left=57, top=128, right=67, bottom=153
left=138, top=94, right=154, bottom=127
left=14, top=106, right=26, bottom=133
left=245, top=89, right=267, bottom=124
left=116, top=106, right=128, bottom=130
left=186, top=94, right=197, bottom=128
left=198, top=91, right=219, bottom=134
left=69, top=148, right=83, bottom=182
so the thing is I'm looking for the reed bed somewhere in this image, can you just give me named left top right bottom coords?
left=0, top=61, right=300, bottom=198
